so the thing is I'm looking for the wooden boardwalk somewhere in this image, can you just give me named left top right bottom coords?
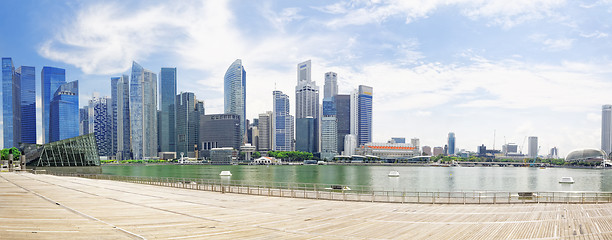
left=2, top=172, right=612, bottom=239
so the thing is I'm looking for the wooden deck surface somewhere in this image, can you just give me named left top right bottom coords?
left=2, top=172, right=612, bottom=239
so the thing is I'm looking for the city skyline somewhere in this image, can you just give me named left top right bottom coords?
left=2, top=1, right=612, bottom=156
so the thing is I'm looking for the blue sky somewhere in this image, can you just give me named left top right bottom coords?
left=2, top=0, right=612, bottom=156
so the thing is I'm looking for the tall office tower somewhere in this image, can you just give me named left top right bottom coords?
left=411, top=138, right=420, bottom=151
left=91, top=96, right=113, bottom=157
left=343, top=134, right=357, bottom=156
left=159, top=67, right=177, bottom=153
left=17, top=66, right=35, bottom=144
left=130, top=61, right=158, bottom=160
left=335, top=94, right=350, bottom=153
left=528, top=136, right=538, bottom=158
left=350, top=90, right=358, bottom=136
left=194, top=99, right=205, bottom=157
left=433, top=147, right=444, bottom=156
left=295, top=60, right=319, bottom=151
left=79, top=107, right=90, bottom=135
left=296, top=117, right=316, bottom=152
left=422, top=146, right=432, bottom=156
left=273, top=90, right=294, bottom=151
left=176, top=92, right=199, bottom=158
left=321, top=96, right=337, bottom=159
left=41, top=66, right=66, bottom=143
left=550, top=147, right=559, bottom=159
left=112, top=75, right=130, bottom=160
left=224, top=59, right=246, bottom=143
left=49, top=80, right=78, bottom=142
left=447, top=132, right=456, bottom=155
left=357, top=85, right=373, bottom=146
left=602, top=105, right=612, bottom=154
left=199, top=114, right=241, bottom=154
left=1, top=58, right=21, bottom=148
left=258, top=111, right=273, bottom=151
left=324, top=72, right=338, bottom=98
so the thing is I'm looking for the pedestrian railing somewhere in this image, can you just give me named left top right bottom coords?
left=45, top=172, right=612, bottom=204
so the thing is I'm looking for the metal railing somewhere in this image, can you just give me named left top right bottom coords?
left=45, top=172, right=612, bottom=204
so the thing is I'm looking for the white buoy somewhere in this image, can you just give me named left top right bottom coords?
left=219, top=171, right=232, bottom=176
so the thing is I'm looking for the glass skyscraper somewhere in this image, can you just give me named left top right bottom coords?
left=112, top=75, right=130, bottom=160
left=603, top=105, right=612, bottom=155
left=41, top=66, right=66, bottom=143
left=357, top=85, right=373, bottom=146
left=296, top=117, right=316, bottom=153
left=295, top=60, right=319, bottom=152
left=224, top=59, right=246, bottom=143
left=130, top=62, right=157, bottom=160
left=321, top=96, right=337, bottom=159
left=324, top=72, right=338, bottom=98
left=335, top=94, right=351, bottom=153
left=159, top=67, right=177, bottom=153
left=91, top=97, right=112, bottom=157
left=176, top=92, right=199, bottom=158
left=50, top=80, right=79, bottom=142
left=273, top=90, right=294, bottom=151
left=447, top=132, right=456, bottom=155
left=18, top=66, right=36, bottom=144
left=2, top=58, right=21, bottom=148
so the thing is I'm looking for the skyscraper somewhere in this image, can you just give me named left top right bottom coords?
left=2, top=58, right=21, bottom=148
left=273, top=90, right=294, bottom=151
left=528, top=136, right=538, bottom=158
left=447, top=132, right=456, bottom=155
left=159, top=67, right=177, bottom=153
left=49, top=80, right=78, bottom=142
left=18, top=66, right=35, bottom=144
left=91, top=96, right=112, bottom=157
left=296, top=117, right=316, bottom=152
left=79, top=107, right=90, bottom=135
left=199, top=114, right=241, bottom=155
left=324, top=72, right=338, bottom=98
left=335, top=94, right=351, bottom=153
left=258, top=111, right=273, bottom=151
left=112, top=75, right=130, bottom=160
left=224, top=59, right=246, bottom=143
left=357, top=85, right=373, bottom=146
left=130, top=61, right=157, bottom=160
left=176, top=92, right=199, bottom=158
left=295, top=60, right=319, bottom=151
left=602, top=105, right=612, bottom=154
left=344, top=134, right=357, bottom=156
left=41, top=66, right=66, bottom=143
left=321, top=96, right=337, bottom=159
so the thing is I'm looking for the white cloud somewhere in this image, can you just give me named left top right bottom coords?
left=580, top=31, right=609, bottom=39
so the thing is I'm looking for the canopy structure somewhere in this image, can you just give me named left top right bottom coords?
left=23, top=133, right=100, bottom=167
left=565, top=148, right=606, bottom=162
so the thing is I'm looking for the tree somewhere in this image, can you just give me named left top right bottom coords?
left=1, top=147, right=21, bottom=160
left=252, top=151, right=261, bottom=159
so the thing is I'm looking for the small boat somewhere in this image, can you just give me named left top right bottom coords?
left=559, top=177, right=574, bottom=184
left=388, top=171, right=400, bottom=177
left=219, top=171, right=232, bottom=176
left=327, top=185, right=351, bottom=191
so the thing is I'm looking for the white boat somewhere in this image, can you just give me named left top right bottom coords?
left=559, top=177, right=574, bottom=184
left=219, top=171, right=232, bottom=176
left=325, top=185, right=351, bottom=191
left=388, top=171, right=400, bottom=177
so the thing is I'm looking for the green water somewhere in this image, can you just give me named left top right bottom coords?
left=102, top=165, right=612, bottom=192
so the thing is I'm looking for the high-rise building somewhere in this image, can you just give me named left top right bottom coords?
left=41, top=66, right=66, bottom=144
left=335, top=94, right=350, bottom=153
left=447, top=132, right=456, bottom=155
left=159, top=67, right=177, bottom=153
left=295, top=60, right=319, bottom=151
left=296, top=117, right=316, bottom=153
left=273, top=90, right=294, bottom=151
left=602, top=105, right=612, bottom=155
left=2, top=58, right=21, bottom=148
left=79, top=107, right=90, bottom=135
left=321, top=116, right=338, bottom=159
left=357, top=85, right=373, bottom=146
left=422, top=146, right=432, bottom=156
left=258, top=111, right=273, bottom=151
left=550, top=147, right=559, bottom=159
left=91, top=96, right=113, bottom=157
left=502, top=143, right=519, bottom=155
left=49, top=80, right=78, bottom=142
left=112, top=75, right=130, bottom=160
left=199, top=114, right=241, bottom=156
left=343, top=134, right=357, bottom=156
left=224, top=59, right=246, bottom=143
left=176, top=92, right=199, bottom=158
left=433, top=146, right=444, bottom=156
left=18, top=66, right=35, bottom=144
left=528, top=136, right=538, bottom=158
left=391, top=138, right=406, bottom=144
left=411, top=138, right=420, bottom=152
left=324, top=72, right=338, bottom=98
left=130, top=61, right=158, bottom=160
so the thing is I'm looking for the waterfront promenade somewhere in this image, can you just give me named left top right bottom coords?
left=2, top=172, right=612, bottom=239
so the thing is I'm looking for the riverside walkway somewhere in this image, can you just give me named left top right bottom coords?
left=2, top=172, right=612, bottom=239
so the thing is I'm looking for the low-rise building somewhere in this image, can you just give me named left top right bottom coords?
left=355, top=142, right=419, bottom=159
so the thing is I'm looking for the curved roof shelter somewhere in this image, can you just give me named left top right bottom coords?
left=565, top=148, right=606, bottom=162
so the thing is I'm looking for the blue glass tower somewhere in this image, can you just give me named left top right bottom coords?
left=159, top=67, right=177, bottom=153
left=2, top=58, right=21, bottom=148
left=224, top=59, right=246, bottom=143
left=91, top=97, right=112, bottom=157
left=273, top=90, right=294, bottom=151
left=50, top=80, right=79, bottom=142
left=130, top=61, right=157, bottom=160
left=357, top=85, right=373, bottom=146
left=18, top=66, right=36, bottom=144
left=41, top=66, right=66, bottom=143
left=112, top=75, right=131, bottom=160
left=448, top=132, right=456, bottom=155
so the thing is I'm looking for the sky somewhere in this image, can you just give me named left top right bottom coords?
left=1, top=0, right=612, bottom=157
